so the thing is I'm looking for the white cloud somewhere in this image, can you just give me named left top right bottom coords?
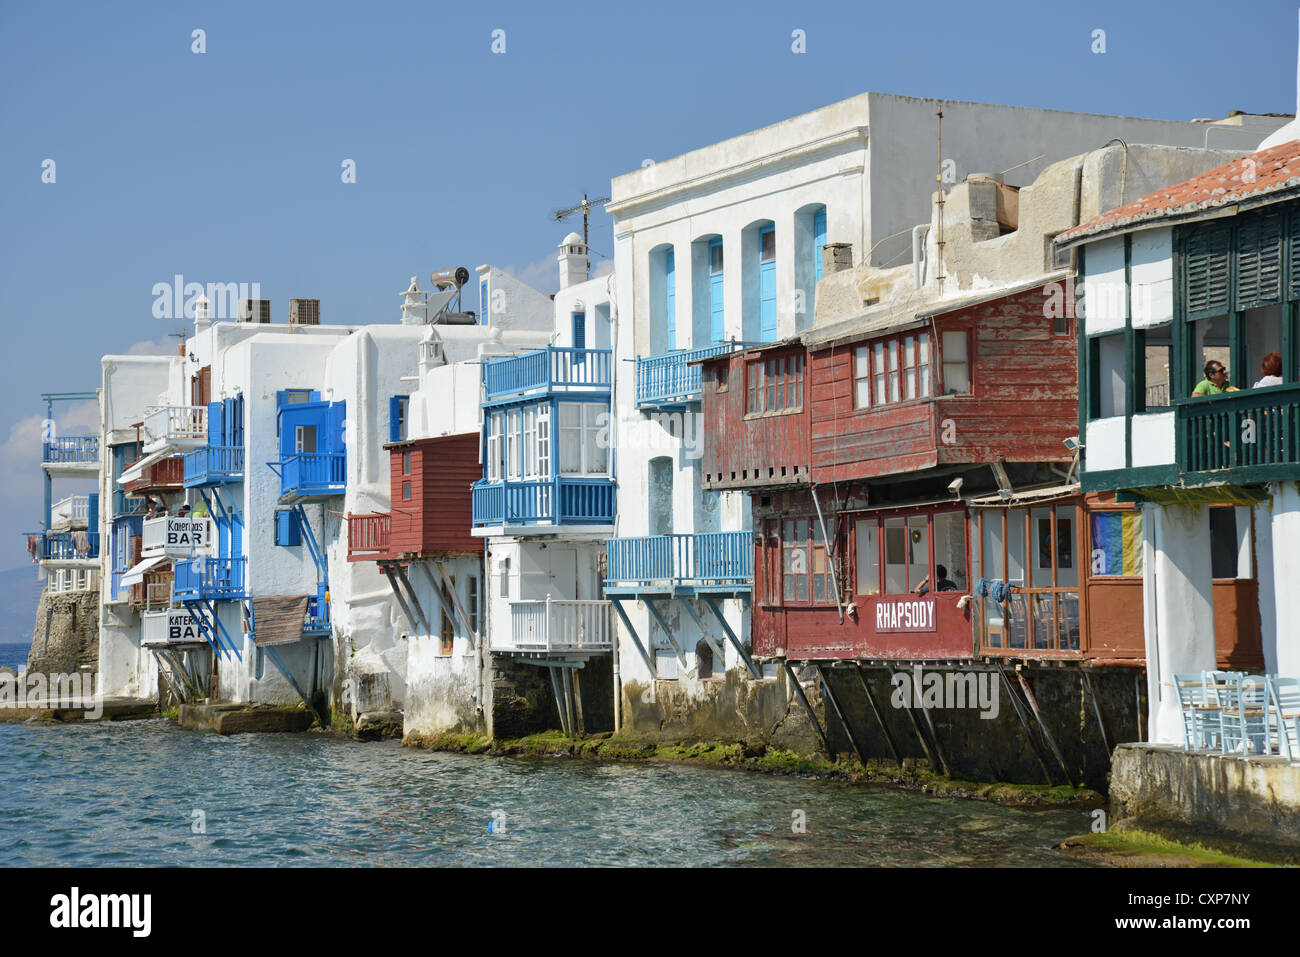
left=501, top=252, right=613, bottom=295
left=123, top=337, right=177, bottom=356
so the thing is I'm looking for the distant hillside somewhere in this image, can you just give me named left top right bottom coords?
left=0, top=565, right=44, bottom=648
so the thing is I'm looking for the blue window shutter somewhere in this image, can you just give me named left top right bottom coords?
left=480, top=280, right=488, bottom=324
left=665, top=249, right=676, bottom=350
left=389, top=396, right=402, bottom=443
left=759, top=226, right=777, bottom=343
left=572, top=312, right=586, bottom=350
left=813, top=208, right=827, bottom=284
left=274, top=510, right=301, bottom=546
left=329, top=402, right=346, bottom=454
left=207, top=401, right=223, bottom=445
left=709, top=238, right=725, bottom=343
left=234, top=395, right=244, bottom=447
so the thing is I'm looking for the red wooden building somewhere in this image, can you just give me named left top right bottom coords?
left=347, top=432, right=481, bottom=563
left=702, top=279, right=1149, bottom=663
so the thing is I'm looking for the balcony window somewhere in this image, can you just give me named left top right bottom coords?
left=974, top=506, right=1079, bottom=652
left=854, top=508, right=967, bottom=598
left=486, top=411, right=504, bottom=482
left=1243, top=304, right=1285, bottom=389
left=558, top=402, right=607, bottom=476
left=746, top=354, right=803, bottom=415
left=1191, top=315, right=1230, bottom=394
left=1091, top=332, right=1126, bottom=418
left=1140, top=323, right=1173, bottom=410
left=506, top=409, right=521, bottom=481
left=295, top=425, right=317, bottom=455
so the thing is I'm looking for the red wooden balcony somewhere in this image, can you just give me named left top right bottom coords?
left=123, top=456, right=185, bottom=495
left=347, top=512, right=391, bottom=561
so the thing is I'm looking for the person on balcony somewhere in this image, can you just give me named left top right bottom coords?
left=1193, top=361, right=1229, bottom=396
left=913, top=564, right=958, bottom=596
left=1254, top=351, right=1284, bottom=389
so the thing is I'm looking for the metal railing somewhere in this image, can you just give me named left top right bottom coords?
left=172, top=556, right=246, bottom=601
left=142, top=405, right=207, bottom=445
left=635, top=341, right=750, bottom=408
left=499, top=597, right=614, bottom=653
left=483, top=346, right=612, bottom=399
left=43, top=435, right=99, bottom=464
left=279, top=452, right=346, bottom=496
left=184, top=445, right=245, bottom=486
left=113, top=490, right=149, bottom=516
left=1179, top=382, right=1300, bottom=474
left=605, top=531, right=753, bottom=589
left=471, top=477, right=615, bottom=526
left=347, top=512, right=391, bottom=559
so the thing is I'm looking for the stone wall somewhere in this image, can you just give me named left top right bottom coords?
left=622, top=662, right=1140, bottom=791
left=1111, top=743, right=1300, bottom=849
left=27, top=589, right=99, bottom=676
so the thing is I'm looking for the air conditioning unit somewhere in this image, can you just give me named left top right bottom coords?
left=238, top=299, right=272, bottom=323
left=289, top=299, right=320, bottom=325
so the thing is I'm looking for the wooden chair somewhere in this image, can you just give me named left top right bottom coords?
left=1174, top=673, right=1213, bottom=749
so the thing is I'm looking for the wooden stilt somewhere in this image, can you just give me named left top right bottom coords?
left=853, top=663, right=901, bottom=764
left=780, top=660, right=835, bottom=759
left=571, top=667, right=586, bottom=737
left=915, top=692, right=952, bottom=777
left=816, top=665, right=868, bottom=766
left=1082, top=669, right=1113, bottom=755
left=1017, top=669, right=1074, bottom=787
left=549, top=667, right=570, bottom=736
left=996, top=662, right=1056, bottom=786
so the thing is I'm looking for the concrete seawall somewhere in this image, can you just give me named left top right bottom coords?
left=1111, top=743, right=1300, bottom=849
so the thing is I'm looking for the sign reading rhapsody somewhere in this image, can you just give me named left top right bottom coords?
left=874, top=597, right=937, bottom=633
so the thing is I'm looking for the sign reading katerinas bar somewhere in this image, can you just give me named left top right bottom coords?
left=874, top=597, right=937, bottom=633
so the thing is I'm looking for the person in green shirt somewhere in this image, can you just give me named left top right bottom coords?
left=1193, top=360, right=1229, bottom=396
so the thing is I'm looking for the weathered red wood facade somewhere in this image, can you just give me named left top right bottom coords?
left=702, top=282, right=1137, bottom=664
left=347, top=432, right=481, bottom=562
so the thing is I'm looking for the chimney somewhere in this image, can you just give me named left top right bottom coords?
left=194, top=295, right=211, bottom=335
left=400, top=277, right=426, bottom=325
left=289, top=299, right=320, bottom=325
left=558, top=232, right=589, bottom=289
left=823, top=243, right=853, bottom=275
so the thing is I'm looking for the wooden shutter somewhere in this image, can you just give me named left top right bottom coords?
left=1182, top=222, right=1232, bottom=319
left=1288, top=204, right=1300, bottom=301
left=1235, top=208, right=1285, bottom=310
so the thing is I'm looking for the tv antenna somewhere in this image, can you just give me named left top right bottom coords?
left=551, top=192, right=610, bottom=249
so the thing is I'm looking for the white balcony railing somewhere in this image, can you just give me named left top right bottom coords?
left=142, top=405, right=207, bottom=447
left=499, top=597, right=613, bottom=653
left=141, top=516, right=212, bottom=559
left=50, top=494, right=91, bottom=529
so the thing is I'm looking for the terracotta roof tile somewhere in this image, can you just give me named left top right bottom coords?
left=1056, top=139, right=1300, bottom=244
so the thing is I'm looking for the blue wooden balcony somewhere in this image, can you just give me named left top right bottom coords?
left=43, top=435, right=99, bottom=465
left=184, top=445, right=245, bottom=487
left=173, top=556, right=246, bottom=601
left=1177, top=383, right=1300, bottom=485
left=472, top=477, right=616, bottom=529
left=483, top=347, right=612, bottom=403
left=635, top=341, right=751, bottom=410
left=274, top=452, right=345, bottom=500
left=32, top=531, right=100, bottom=561
left=604, top=532, right=753, bottom=596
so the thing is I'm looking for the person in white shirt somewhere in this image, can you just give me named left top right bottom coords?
left=1253, top=350, right=1283, bottom=389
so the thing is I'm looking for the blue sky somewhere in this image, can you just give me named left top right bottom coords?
left=0, top=0, right=1296, bottom=567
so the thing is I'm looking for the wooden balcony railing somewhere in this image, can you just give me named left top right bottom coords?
left=346, top=512, right=391, bottom=561
left=1178, top=382, right=1300, bottom=478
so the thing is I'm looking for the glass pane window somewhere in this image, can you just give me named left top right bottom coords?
left=884, top=517, right=907, bottom=594
left=760, top=229, right=776, bottom=262
left=932, top=510, right=966, bottom=592
left=536, top=405, right=550, bottom=478
left=856, top=520, right=879, bottom=595
left=584, top=403, right=608, bottom=474
left=942, top=330, right=970, bottom=394
left=1095, top=333, right=1126, bottom=418
left=854, top=347, right=871, bottom=408
left=887, top=341, right=900, bottom=403
left=1143, top=323, right=1173, bottom=409
left=559, top=403, right=582, bottom=474
left=873, top=342, right=886, bottom=404
left=710, top=242, right=724, bottom=274
left=506, top=409, right=521, bottom=480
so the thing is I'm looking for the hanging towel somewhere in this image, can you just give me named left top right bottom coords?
left=27, top=535, right=39, bottom=563
left=975, top=577, right=990, bottom=598
left=989, top=580, right=1011, bottom=603
left=73, top=531, right=91, bottom=556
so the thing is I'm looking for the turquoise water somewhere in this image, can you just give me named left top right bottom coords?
left=0, top=719, right=1098, bottom=867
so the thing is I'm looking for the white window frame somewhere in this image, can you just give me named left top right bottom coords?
left=486, top=411, right=504, bottom=482
left=558, top=401, right=608, bottom=476
left=506, top=408, right=521, bottom=481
